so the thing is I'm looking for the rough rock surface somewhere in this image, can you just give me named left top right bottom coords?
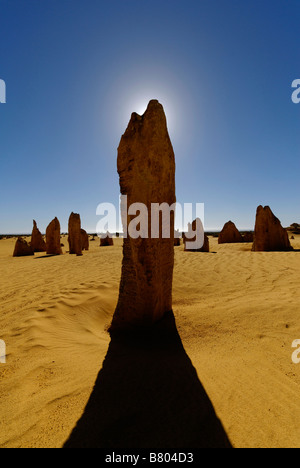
left=218, top=221, right=243, bottom=244
left=184, top=219, right=209, bottom=252
left=68, top=213, right=82, bottom=256
left=46, top=217, right=62, bottom=255
left=13, top=237, right=34, bottom=257
left=252, top=206, right=292, bottom=252
left=81, top=229, right=89, bottom=251
left=110, top=100, right=176, bottom=332
left=31, top=220, right=46, bottom=252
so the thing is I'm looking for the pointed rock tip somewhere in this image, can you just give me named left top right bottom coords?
left=146, top=99, right=160, bottom=109
left=145, top=99, right=165, bottom=115
left=130, top=100, right=163, bottom=120
left=256, top=205, right=272, bottom=214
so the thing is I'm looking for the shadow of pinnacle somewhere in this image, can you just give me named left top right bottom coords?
left=64, top=311, right=232, bottom=448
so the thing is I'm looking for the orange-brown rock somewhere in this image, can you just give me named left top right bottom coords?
left=252, top=206, right=292, bottom=252
left=31, top=220, right=46, bottom=252
left=110, top=100, right=176, bottom=332
left=81, top=229, right=89, bottom=251
left=243, top=231, right=254, bottom=243
left=184, top=219, right=209, bottom=252
left=13, top=237, right=34, bottom=257
left=46, top=217, right=62, bottom=255
left=218, top=221, right=243, bottom=244
left=68, top=213, right=82, bottom=256
left=100, top=232, right=114, bottom=246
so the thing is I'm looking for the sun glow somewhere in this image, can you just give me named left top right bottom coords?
left=101, top=63, right=200, bottom=158
left=124, top=90, right=177, bottom=136
left=134, top=101, right=149, bottom=116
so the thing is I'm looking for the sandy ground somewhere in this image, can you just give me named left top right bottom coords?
left=0, top=234, right=300, bottom=448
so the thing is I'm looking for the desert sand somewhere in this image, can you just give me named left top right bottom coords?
left=0, top=234, right=300, bottom=448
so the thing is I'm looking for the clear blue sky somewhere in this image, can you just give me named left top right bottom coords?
left=0, top=0, right=299, bottom=233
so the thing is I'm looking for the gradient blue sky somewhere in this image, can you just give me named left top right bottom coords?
left=0, top=0, right=299, bottom=233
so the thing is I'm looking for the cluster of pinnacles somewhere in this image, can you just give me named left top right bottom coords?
left=13, top=214, right=91, bottom=257
left=216, top=206, right=292, bottom=251
left=180, top=205, right=291, bottom=253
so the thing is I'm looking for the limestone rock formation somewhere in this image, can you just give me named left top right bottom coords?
left=13, top=237, right=34, bottom=257
left=243, top=231, right=254, bottom=243
left=100, top=232, right=114, bottom=246
left=31, top=220, right=46, bottom=252
left=110, top=100, right=176, bottom=332
left=252, top=206, right=292, bottom=252
left=81, top=229, right=89, bottom=251
left=46, top=217, right=62, bottom=255
left=218, top=221, right=243, bottom=244
left=184, top=219, right=209, bottom=252
left=68, top=213, right=82, bottom=256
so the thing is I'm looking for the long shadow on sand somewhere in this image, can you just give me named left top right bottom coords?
left=64, top=311, right=232, bottom=448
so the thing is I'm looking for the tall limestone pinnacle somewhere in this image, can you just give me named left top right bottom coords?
left=110, top=100, right=176, bottom=332
left=68, top=212, right=83, bottom=256
left=31, top=220, right=47, bottom=252
left=46, top=217, right=62, bottom=255
left=252, top=205, right=292, bottom=252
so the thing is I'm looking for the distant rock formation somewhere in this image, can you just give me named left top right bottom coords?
left=100, top=232, right=114, bottom=246
left=243, top=232, right=254, bottom=243
left=13, top=237, right=34, bottom=257
left=46, top=217, right=62, bottom=255
left=31, top=220, right=46, bottom=252
left=184, top=219, right=209, bottom=252
left=110, top=100, right=176, bottom=332
left=81, top=229, right=89, bottom=251
left=218, top=221, right=243, bottom=244
left=252, top=206, right=292, bottom=252
left=68, top=213, right=82, bottom=256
